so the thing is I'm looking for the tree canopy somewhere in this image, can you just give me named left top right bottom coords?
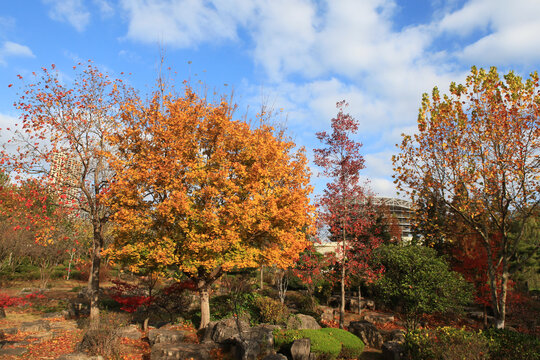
left=106, top=86, right=315, bottom=328
left=393, top=66, right=540, bottom=328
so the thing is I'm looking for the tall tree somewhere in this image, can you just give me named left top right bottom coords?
left=2, top=63, right=133, bottom=326
left=314, top=101, right=383, bottom=329
left=393, top=67, right=540, bottom=328
left=106, top=85, right=315, bottom=329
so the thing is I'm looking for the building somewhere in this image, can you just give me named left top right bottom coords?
left=50, top=149, right=81, bottom=204
left=373, top=196, right=414, bottom=242
left=314, top=196, right=414, bottom=254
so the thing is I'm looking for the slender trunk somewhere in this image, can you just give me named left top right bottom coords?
left=497, top=257, right=510, bottom=329
left=340, top=219, right=346, bottom=329
left=358, top=285, right=362, bottom=316
left=66, top=249, right=75, bottom=281
left=483, top=304, right=488, bottom=328
left=260, top=265, right=264, bottom=290
left=88, top=222, right=103, bottom=328
left=199, top=285, right=210, bottom=330
left=340, top=265, right=346, bottom=329
left=483, top=233, right=502, bottom=327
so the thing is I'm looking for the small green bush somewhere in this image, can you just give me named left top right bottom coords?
left=273, top=329, right=342, bottom=360
left=405, top=327, right=489, bottom=360
left=320, top=328, right=364, bottom=358
left=483, top=328, right=540, bottom=360
left=254, top=296, right=289, bottom=325
left=209, top=293, right=260, bottom=323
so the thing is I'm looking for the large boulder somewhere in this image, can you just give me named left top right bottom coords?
left=291, top=338, right=311, bottom=360
left=262, top=354, right=287, bottom=360
left=148, top=328, right=187, bottom=345
left=382, top=340, right=404, bottom=360
left=287, top=314, right=321, bottom=330
left=151, top=342, right=218, bottom=360
left=56, top=354, right=104, bottom=360
left=116, top=325, right=142, bottom=340
left=204, top=317, right=250, bottom=344
left=363, top=312, right=394, bottom=324
left=318, top=306, right=334, bottom=324
left=348, top=321, right=384, bottom=349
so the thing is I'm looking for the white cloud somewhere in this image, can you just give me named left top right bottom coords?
left=120, top=0, right=246, bottom=47
left=93, top=0, right=114, bottom=17
left=0, top=41, right=35, bottom=65
left=439, top=0, right=540, bottom=64
left=43, top=0, right=90, bottom=32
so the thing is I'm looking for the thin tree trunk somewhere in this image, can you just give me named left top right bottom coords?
left=260, top=265, right=264, bottom=290
left=199, top=286, right=210, bottom=330
left=340, top=265, right=345, bottom=329
left=88, top=223, right=103, bottom=328
left=340, top=219, right=346, bottom=329
left=358, top=285, right=362, bottom=316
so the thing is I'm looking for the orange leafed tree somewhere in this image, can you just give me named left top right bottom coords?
left=393, top=67, right=540, bottom=328
left=106, top=85, right=315, bottom=329
left=1, top=63, right=134, bottom=326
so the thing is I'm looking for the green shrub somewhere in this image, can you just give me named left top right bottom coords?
left=483, top=328, right=540, bottom=360
left=273, top=329, right=342, bottom=360
left=405, top=327, right=489, bottom=360
left=319, top=328, right=364, bottom=358
left=313, top=279, right=333, bottom=305
left=254, top=296, right=289, bottom=325
left=373, top=245, right=472, bottom=330
left=209, top=293, right=260, bottom=323
left=287, top=292, right=319, bottom=317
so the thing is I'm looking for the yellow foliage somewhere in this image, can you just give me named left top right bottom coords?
left=106, top=87, right=315, bottom=282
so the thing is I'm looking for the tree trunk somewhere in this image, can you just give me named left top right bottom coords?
left=340, top=264, right=345, bottom=329
left=199, top=286, right=211, bottom=330
left=358, top=285, right=362, bottom=316
left=260, top=265, right=264, bottom=290
left=88, top=223, right=103, bottom=328
left=496, top=263, right=510, bottom=329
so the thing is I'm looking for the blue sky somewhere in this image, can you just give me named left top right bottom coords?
left=1, top=0, right=540, bottom=199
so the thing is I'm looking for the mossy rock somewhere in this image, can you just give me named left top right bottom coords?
left=273, top=328, right=342, bottom=360
left=320, top=328, right=364, bottom=358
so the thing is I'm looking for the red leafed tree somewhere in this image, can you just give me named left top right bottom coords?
left=314, top=101, right=384, bottom=328
left=1, top=63, right=134, bottom=327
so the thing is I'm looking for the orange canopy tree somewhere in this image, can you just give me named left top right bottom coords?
left=393, top=67, right=540, bottom=328
left=106, top=86, right=315, bottom=329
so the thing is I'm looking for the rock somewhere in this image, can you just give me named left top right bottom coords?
left=116, top=325, right=141, bottom=340
left=291, top=338, right=311, bottom=360
left=287, top=314, right=321, bottom=330
left=382, top=340, right=404, bottom=360
left=151, top=342, right=218, bottom=360
left=348, top=298, right=376, bottom=313
left=318, top=306, right=334, bottom=323
left=348, top=321, right=384, bottom=349
left=42, top=312, right=64, bottom=318
left=388, top=329, right=405, bottom=343
left=20, top=320, right=51, bottom=332
left=0, top=347, right=28, bottom=356
left=148, top=328, right=186, bottom=345
left=56, top=353, right=104, bottom=360
left=262, top=354, right=288, bottom=360
left=31, top=331, right=55, bottom=342
left=206, top=317, right=250, bottom=344
left=363, top=312, right=394, bottom=324
left=2, top=328, right=18, bottom=334
left=234, top=324, right=279, bottom=360
left=64, top=301, right=89, bottom=319
left=19, top=287, right=43, bottom=295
